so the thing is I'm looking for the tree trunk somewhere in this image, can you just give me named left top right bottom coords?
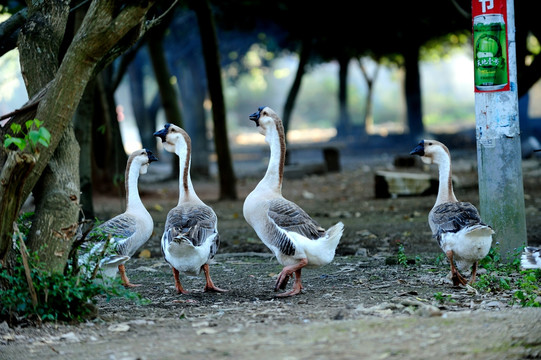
left=17, top=0, right=81, bottom=272
left=358, top=57, right=379, bottom=135
left=177, top=59, right=210, bottom=178
left=147, top=32, right=185, bottom=179
left=282, top=37, right=311, bottom=140
left=336, top=54, right=351, bottom=139
left=27, top=126, right=80, bottom=272
left=191, top=0, right=237, bottom=200
left=128, top=52, right=156, bottom=153
left=0, top=152, right=35, bottom=264
left=74, top=80, right=96, bottom=220
left=403, top=44, right=424, bottom=139
left=0, top=1, right=156, bottom=269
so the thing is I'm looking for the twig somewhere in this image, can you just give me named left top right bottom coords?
left=90, top=234, right=112, bottom=280
left=13, top=222, right=38, bottom=308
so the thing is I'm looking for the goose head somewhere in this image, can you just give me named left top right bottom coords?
left=249, top=106, right=284, bottom=141
left=129, top=148, right=158, bottom=175
left=410, top=139, right=450, bottom=166
left=153, top=123, right=191, bottom=154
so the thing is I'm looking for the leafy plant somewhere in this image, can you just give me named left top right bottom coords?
left=3, top=119, right=51, bottom=153
left=513, top=270, right=541, bottom=307
left=0, top=215, right=145, bottom=325
left=397, top=243, right=408, bottom=267
left=434, top=292, right=454, bottom=304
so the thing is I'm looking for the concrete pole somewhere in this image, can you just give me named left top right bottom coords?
left=474, top=0, right=527, bottom=261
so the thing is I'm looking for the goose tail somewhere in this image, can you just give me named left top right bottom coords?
left=521, top=247, right=541, bottom=269
left=325, top=221, right=344, bottom=249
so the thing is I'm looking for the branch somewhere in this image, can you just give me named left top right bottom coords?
left=0, top=8, right=28, bottom=57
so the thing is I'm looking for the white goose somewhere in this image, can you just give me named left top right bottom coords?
left=243, top=106, right=344, bottom=297
left=521, top=247, right=541, bottom=269
left=154, top=124, right=226, bottom=294
left=80, top=148, right=157, bottom=286
left=410, top=140, right=494, bottom=286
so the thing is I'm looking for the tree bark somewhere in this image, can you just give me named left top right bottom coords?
left=0, top=152, right=35, bottom=264
left=191, top=0, right=237, bottom=200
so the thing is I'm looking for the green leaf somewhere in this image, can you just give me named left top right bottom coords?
left=25, top=120, right=34, bottom=130
left=4, top=137, right=27, bottom=151
left=10, top=123, right=22, bottom=134
left=28, top=130, right=41, bottom=147
left=38, top=127, right=51, bottom=145
left=34, top=119, right=42, bottom=128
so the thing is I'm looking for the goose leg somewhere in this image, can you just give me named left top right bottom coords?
left=202, top=264, right=227, bottom=292
left=118, top=264, right=140, bottom=287
left=173, top=268, right=189, bottom=294
left=445, top=250, right=467, bottom=286
left=469, top=261, right=478, bottom=284
left=274, top=258, right=308, bottom=297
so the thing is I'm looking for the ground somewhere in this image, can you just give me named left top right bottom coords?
left=1, top=145, right=541, bottom=359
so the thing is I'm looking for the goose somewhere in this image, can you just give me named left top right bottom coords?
left=153, top=124, right=226, bottom=294
left=410, top=140, right=494, bottom=286
left=521, top=247, right=541, bottom=269
left=243, top=106, right=344, bottom=297
left=79, top=148, right=157, bottom=286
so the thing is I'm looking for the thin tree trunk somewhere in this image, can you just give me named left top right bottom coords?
left=358, top=57, right=379, bottom=135
left=191, top=0, right=237, bottom=200
left=177, top=59, right=210, bottom=178
left=336, top=54, right=351, bottom=139
left=282, top=37, right=311, bottom=140
left=128, top=52, right=155, bottom=152
left=403, top=44, right=424, bottom=139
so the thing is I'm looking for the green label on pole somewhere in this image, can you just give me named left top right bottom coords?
left=473, top=14, right=508, bottom=91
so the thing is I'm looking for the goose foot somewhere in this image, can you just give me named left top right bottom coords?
left=274, top=258, right=308, bottom=297
left=445, top=251, right=467, bottom=286
left=118, top=264, right=141, bottom=287
left=468, top=261, right=478, bottom=285
left=202, top=264, right=227, bottom=293
left=275, top=269, right=303, bottom=297
left=173, top=268, right=189, bottom=294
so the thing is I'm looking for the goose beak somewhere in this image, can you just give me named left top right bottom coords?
left=153, top=124, right=170, bottom=143
left=410, top=141, right=425, bottom=156
left=145, top=149, right=158, bottom=163
left=249, top=106, right=266, bottom=127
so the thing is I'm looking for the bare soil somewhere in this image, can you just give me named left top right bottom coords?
left=2, top=147, right=541, bottom=359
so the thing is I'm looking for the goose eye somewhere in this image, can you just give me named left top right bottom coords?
left=428, top=142, right=433, bottom=146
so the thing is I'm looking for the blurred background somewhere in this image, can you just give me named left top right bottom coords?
left=1, top=0, right=540, bottom=205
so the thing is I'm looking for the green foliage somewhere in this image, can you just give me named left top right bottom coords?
left=397, top=243, right=408, bottom=267
left=473, top=245, right=540, bottom=307
left=513, top=270, right=541, bottom=307
left=3, top=119, right=51, bottom=153
left=0, top=215, right=145, bottom=324
left=433, top=292, right=454, bottom=304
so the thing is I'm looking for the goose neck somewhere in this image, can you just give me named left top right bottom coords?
left=435, top=155, right=457, bottom=206
left=260, top=129, right=285, bottom=192
left=126, top=162, right=144, bottom=212
left=176, top=142, right=198, bottom=203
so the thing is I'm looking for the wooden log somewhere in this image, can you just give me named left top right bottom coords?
left=375, top=170, right=438, bottom=198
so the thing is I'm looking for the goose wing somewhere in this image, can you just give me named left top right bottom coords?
left=264, top=198, right=325, bottom=256
left=164, top=204, right=218, bottom=250
left=86, top=213, right=137, bottom=256
left=430, top=201, right=485, bottom=244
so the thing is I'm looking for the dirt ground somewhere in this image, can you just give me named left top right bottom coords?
left=1, top=145, right=541, bottom=359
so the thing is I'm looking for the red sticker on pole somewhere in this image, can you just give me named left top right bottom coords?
left=472, top=0, right=510, bottom=92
